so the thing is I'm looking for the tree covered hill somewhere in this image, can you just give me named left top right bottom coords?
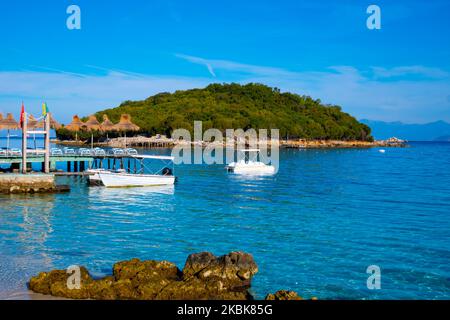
left=88, top=83, right=372, bottom=141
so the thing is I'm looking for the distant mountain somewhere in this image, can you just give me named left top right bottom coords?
left=434, top=135, right=450, bottom=142
left=360, top=119, right=450, bottom=141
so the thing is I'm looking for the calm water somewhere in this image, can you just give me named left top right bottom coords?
left=1, top=141, right=450, bottom=299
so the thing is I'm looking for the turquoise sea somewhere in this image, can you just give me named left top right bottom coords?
left=0, top=140, right=449, bottom=299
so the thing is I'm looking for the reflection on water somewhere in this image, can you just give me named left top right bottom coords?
left=89, top=185, right=175, bottom=198
left=1, top=144, right=450, bottom=299
left=0, top=193, right=56, bottom=299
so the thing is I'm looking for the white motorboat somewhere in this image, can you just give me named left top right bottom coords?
left=97, top=155, right=176, bottom=188
left=226, top=149, right=276, bottom=175
left=86, top=168, right=108, bottom=186
left=98, top=171, right=175, bottom=187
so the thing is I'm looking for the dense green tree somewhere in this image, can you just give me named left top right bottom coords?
left=58, top=83, right=373, bottom=141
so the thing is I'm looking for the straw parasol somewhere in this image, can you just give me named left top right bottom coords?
left=113, top=114, right=140, bottom=132
left=0, top=113, right=19, bottom=150
left=65, top=115, right=85, bottom=131
left=100, top=114, right=116, bottom=132
left=48, top=114, right=62, bottom=130
left=37, top=115, right=62, bottom=130
left=27, top=114, right=41, bottom=129
left=84, top=115, right=102, bottom=131
left=0, top=113, right=19, bottom=130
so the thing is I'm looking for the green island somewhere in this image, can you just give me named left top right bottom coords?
left=56, top=83, right=373, bottom=142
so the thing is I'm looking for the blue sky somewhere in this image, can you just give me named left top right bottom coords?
left=0, top=0, right=449, bottom=123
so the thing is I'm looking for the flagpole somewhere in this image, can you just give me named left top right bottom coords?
left=21, top=112, right=27, bottom=174
left=44, top=113, right=50, bottom=173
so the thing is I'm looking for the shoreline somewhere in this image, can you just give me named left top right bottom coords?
left=52, top=138, right=407, bottom=149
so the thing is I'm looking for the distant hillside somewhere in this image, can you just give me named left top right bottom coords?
left=434, top=135, right=450, bottom=142
left=360, top=119, right=450, bottom=141
left=88, top=83, right=372, bottom=141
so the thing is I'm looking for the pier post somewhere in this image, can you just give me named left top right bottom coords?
left=80, top=161, right=85, bottom=172
left=120, top=158, right=124, bottom=169
left=74, top=161, right=78, bottom=172
left=67, top=161, right=71, bottom=172
left=44, top=113, right=51, bottom=173
left=21, top=112, right=27, bottom=174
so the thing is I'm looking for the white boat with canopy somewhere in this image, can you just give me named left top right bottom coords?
left=97, top=155, right=176, bottom=188
left=225, top=149, right=276, bottom=175
left=86, top=168, right=108, bottom=186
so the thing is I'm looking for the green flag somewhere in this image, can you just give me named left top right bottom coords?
left=42, top=102, right=49, bottom=116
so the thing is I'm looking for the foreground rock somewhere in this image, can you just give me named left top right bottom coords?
left=265, top=290, right=303, bottom=300
left=29, top=252, right=259, bottom=300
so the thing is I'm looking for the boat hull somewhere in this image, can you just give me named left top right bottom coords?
left=230, top=167, right=275, bottom=175
left=98, top=172, right=175, bottom=188
left=86, top=169, right=106, bottom=186
left=226, top=162, right=276, bottom=175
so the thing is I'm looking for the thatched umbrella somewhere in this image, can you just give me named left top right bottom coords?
left=0, top=113, right=19, bottom=150
left=113, top=114, right=139, bottom=148
left=113, top=114, right=140, bottom=132
left=27, top=114, right=42, bottom=149
left=48, top=114, right=62, bottom=130
left=65, top=115, right=85, bottom=141
left=85, top=115, right=102, bottom=131
left=84, top=115, right=102, bottom=148
left=65, top=115, right=85, bottom=131
left=27, top=114, right=41, bottom=129
left=0, top=113, right=19, bottom=130
left=100, top=114, right=115, bottom=132
left=36, top=114, right=62, bottom=130
left=99, top=114, right=116, bottom=141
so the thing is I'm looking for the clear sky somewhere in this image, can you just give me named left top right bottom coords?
left=0, top=0, right=449, bottom=123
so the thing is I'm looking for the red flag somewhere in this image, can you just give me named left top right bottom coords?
left=19, top=102, right=25, bottom=128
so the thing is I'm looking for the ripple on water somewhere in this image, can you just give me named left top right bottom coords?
left=0, top=143, right=450, bottom=299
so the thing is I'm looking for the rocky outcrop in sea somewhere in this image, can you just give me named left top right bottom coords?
left=29, top=251, right=307, bottom=300
left=29, top=251, right=264, bottom=300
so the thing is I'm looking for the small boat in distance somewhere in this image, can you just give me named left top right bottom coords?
left=226, top=149, right=276, bottom=175
left=97, top=155, right=176, bottom=188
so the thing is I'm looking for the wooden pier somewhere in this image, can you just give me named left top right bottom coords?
left=0, top=154, right=149, bottom=175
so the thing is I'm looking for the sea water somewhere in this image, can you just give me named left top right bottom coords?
left=0, top=140, right=449, bottom=299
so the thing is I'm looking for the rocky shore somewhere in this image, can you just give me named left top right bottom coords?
left=281, top=137, right=407, bottom=149
left=28, top=251, right=304, bottom=300
left=54, top=136, right=407, bottom=149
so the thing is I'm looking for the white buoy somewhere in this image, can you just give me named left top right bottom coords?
left=379, top=149, right=386, bottom=153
